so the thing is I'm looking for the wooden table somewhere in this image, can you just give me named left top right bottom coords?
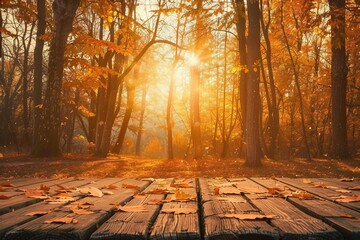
left=0, top=177, right=359, bottom=240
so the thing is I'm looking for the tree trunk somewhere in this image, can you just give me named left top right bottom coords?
left=190, top=0, right=203, bottom=159
left=32, top=0, right=46, bottom=149
left=32, top=0, right=80, bottom=157
left=329, top=0, right=349, bottom=159
left=112, top=80, right=136, bottom=154
left=135, top=85, right=148, bottom=155
left=244, top=0, right=262, bottom=167
left=260, top=0, right=279, bottom=159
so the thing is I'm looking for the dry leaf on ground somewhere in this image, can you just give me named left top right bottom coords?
left=303, top=179, right=313, bottom=184
left=24, top=189, right=49, bottom=199
left=44, top=217, right=78, bottom=224
left=26, top=211, right=49, bottom=216
left=291, top=192, right=315, bottom=200
left=336, top=195, right=360, bottom=203
left=70, top=207, right=94, bottom=215
left=221, top=213, right=276, bottom=220
left=0, top=182, right=15, bottom=187
left=55, top=184, right=76, bottom=193
left=102, top=190, right=114, bottom=195
left=170, top=183, right=193, bottom=188
left=39, top=184, right=50, bottom=193
left=0, top=195, right=11, bottom=200
left=46, top=193, right=76, bottom=203
left=161, top=207, right=197, bottom=214
left=268, top=187, right=283, bottom=195
left=147, top=199, right=164, bottom=205
left=340, top=178, right=354, bottom=182
left=78, top=187, right=104, bottom=197
left=122, top=184, right=140, bottom=190
left=174, top=189, right=196, bottom=201
left=336, top=189, right=352, bottom=193
left=101, top=185, right=117, bottom=190
left=116, top=205, right=149, bottom=212
left=146, top=188, right=169, bottom=194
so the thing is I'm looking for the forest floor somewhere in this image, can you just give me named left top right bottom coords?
left=0, top=153, right=359, bottom=179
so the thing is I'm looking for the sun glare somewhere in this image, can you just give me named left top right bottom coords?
left=188, top=53, right=199, bottom=66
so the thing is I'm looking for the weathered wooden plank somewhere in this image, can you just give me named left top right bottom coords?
left=0, top=178, right=94, bottom=238
left=91, top=178, right=170, bottom=240
left=0, top=178, right=79, bottom=215
left=253, top=177, right=359, bottom=239
left=278, top=177, right=360, bottom=212
left=4, top=178, right=151, bottom=240
left=199, top=178, right=279, bottom=240
left=232, top=178, right=342, bottom=240
left=150, top=178, right=200, bottom=240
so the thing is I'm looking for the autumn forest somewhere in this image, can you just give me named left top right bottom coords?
left=0, top=0, right=359, bottom=168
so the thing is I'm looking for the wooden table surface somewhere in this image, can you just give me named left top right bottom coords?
left=0, top=177, right=359, bottom=240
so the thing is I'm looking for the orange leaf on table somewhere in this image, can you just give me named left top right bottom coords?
left=268, top=187, right=283, bottom=195
left=291, top=191, right=315, bottom=200
left=39, top=184, right=50, bottom=193
left=340, top=178, right=354, bottom=182
left=25, top=189, right=48, bottom=199
left=25, top=211, right=49, bottom=216
left=170, top=183, right=193, bottom=188
left=174, top=189, right=196, bottom=201
left=146, top=188, right=168, bottom=194
left=122, top=183, right=140, bottom=190
left=101, top=185, right=118, bottom=190
left=0, top=195, right=11, bottom=200
left=336, top=195, right=360, bottom=203
left=70, top=206, right=94, bottom=215
left=44, top=217, right=78, bottom=224
left=0, top=182, right=15, bottom=187
left=55, top=184, right=75, bottom=192
left=116, top=205, right=149, bottom=213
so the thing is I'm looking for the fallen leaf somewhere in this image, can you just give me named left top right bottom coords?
left=141, top=178, right=155, bottom=182
left=44, top=217, right=78, bottom=224
left=303, top=179, right=313, bottom=184
left=46, top=193, right=76, bottom=203
left=116, top=205, right=149, bottom=213
left=122, top=184, right=140, bottom=190
left=70, top=207, right=94, bottom=215
left=221, top=213, right=276, bottom=220
left=170, top=183, right=193, bottom=188
left=268, top=187, right=283, bottom=195
left=161, top=207, right=197, bottom=214
left=102, top=190, right=114, bottom=195
left=291, top=192, right=315, bottom=200
left=147, top=199, right=164, bottom=205
left=213, top=187, right=220, bottom=195
left=174, top=189, right=196, bottom=201
left=56, top=184, right=75, bottom=192
left=336, top=189, right=352, bottom=193
left=39, top=184, right=50, bottom=193
left=337, top=214, right=354, bottom=218
left=101, top=185, right=118, bottom=190
left=0, top=182, right=15, bottom=187
left=146, top=188, right=168, bottom=194
left=24, top=189, right=49, bottom=199
left=314, top=183, right=328, bottom=188
left=0, top=195, right=11, bottom=200
left=26, top=211, right=49, bottom=216
left=340, top=178, right=354, bottom=182
left=336, top=195, right=360, bottom=203
left=78, top=187, right=104, bottom=197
